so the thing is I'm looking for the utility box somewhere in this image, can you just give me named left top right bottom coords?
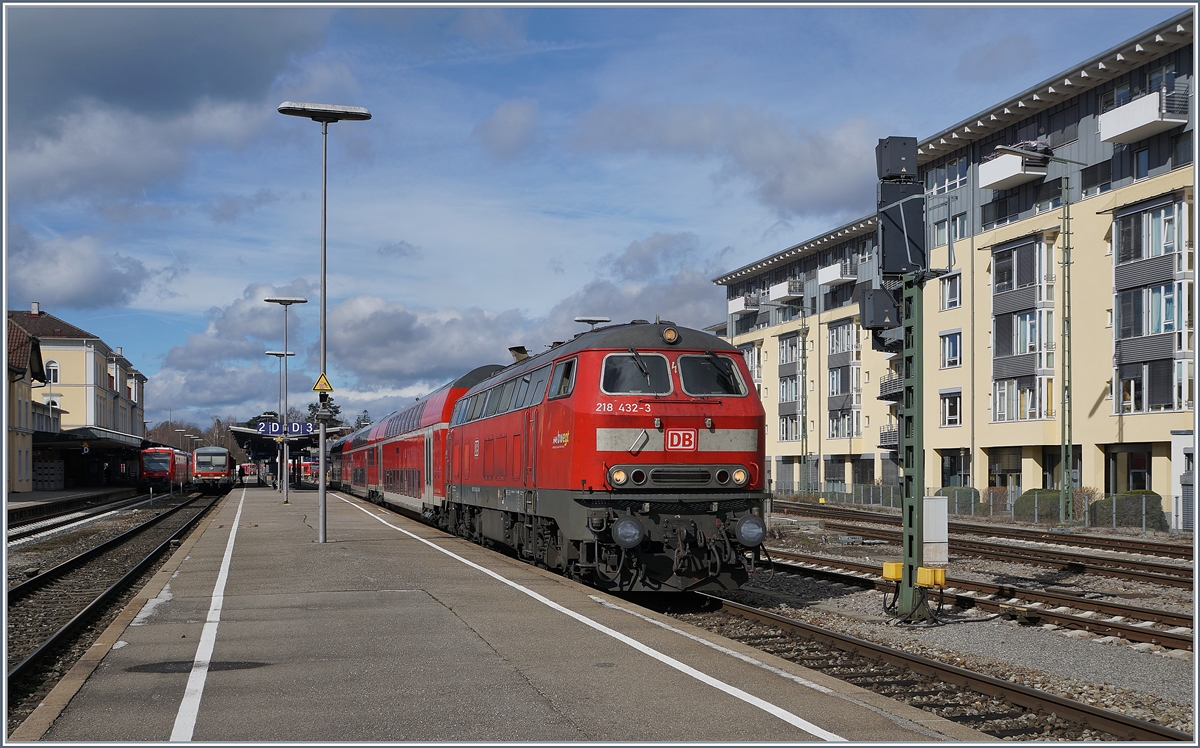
left=876, top=136, right=918, bottom=179
left=923, top=495, right=948, bottom=567
left=882, top=561, right=903, bottom=581
left=859, top=287, right=900, bottom=330
left=877, top=181, right=926, bottom=274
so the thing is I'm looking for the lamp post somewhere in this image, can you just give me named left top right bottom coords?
left=265, top=350, right=294, bottom=494
left=265, top=297, right=307, bottom=505
left=175, top=428, right=186, bottom=450
left=278, top=101, right=372, bottom=543
left=993, top=145, right=1086, bottom=524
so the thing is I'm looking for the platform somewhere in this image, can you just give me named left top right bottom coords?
left=13, top=485, right=992, bottom=742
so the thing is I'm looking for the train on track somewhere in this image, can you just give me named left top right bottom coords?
left=330, top=319, right=769, bottom=592
left=193, top=446, right=235, bottom=493
left=138, top=447, right=192, bottom=492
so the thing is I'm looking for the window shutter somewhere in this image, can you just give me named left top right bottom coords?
left=994, top=313, right=1014, bottom=357
left=1117, top=216, right=1135, bottom=264
left=1016, top=244, right=1036, bottom=287
left=1147, top=359, right=1173, bottom=406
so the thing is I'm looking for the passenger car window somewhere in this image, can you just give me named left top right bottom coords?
left=678, top=354, right=747, bottom=396
left=601, top=353, right=671, bottom=395
left=548, top=358, right=577, bottom=399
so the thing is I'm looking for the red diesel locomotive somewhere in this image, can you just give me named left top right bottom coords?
left=330, top=320, right=768, bottom=592
left=193, top=446, right=235, bottom=494
left=139, top=447, right=192, bottom=492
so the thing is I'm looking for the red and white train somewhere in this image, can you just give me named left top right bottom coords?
left=330, top=320, right=768, bottom=592
left=139, top=447, right=192, bottom=492
left=193, top=446, right=235, bottom=493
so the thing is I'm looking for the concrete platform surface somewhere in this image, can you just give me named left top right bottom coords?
left=17, top=486, right=990, bottom=743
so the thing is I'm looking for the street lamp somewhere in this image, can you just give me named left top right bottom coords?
left=175, top=428, right=185, bottom=450
left=265, top=297, right=307, bottom=505
left=278, top=100, right=372, bottom=543
left=265, top=350, right=294, bottom=495
left=993, top=144, right=1086, bottom=524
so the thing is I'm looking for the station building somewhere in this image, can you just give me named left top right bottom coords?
left=7, top=304, right=148, bottom=489
left=714, top=12, right=1195, bottom=528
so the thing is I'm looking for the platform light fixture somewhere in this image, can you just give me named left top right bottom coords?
left=265, top=297, right=307, bottom=505
left=278, top=101, right=371, bottom=542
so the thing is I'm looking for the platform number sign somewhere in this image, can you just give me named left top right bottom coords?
left=257, top=422, right=315, bottom=435
left=665, top=428, right=697, bottom=451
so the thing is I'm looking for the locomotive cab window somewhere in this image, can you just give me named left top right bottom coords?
left=678, top=353, right=747, bottom=396
left=601, top=352, right=672, bottom=395
left=548, top=358, right=578, bottom=399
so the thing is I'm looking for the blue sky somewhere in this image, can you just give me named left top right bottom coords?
left=4, top=3, right=1186, bottom=428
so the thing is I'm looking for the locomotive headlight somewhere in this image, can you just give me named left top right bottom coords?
left=610, top=468, right=628, bottom=486
left=734, top=514, right=766, bottom=547
left=732, top=468, right=749, bottom=486
left=611, top=516, right=645, bottom=549
left=661, top=327, right=680, bottom=345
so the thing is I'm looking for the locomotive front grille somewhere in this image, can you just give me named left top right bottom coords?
left=649, top=468, right=712, bottom=486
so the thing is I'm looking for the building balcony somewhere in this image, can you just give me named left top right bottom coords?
left=1099, top=84, right=1190, bottom=144
left=978, top=152, right=1047, bottom=191
left=817, top=259, right=857, bottom=287
left=877, top=373, right=903, bottom=401
left=769, top=279, right=804, bottom=302
left=878, top=427, right=899, bottom=450
left=727, top=293, right=761, bottom=317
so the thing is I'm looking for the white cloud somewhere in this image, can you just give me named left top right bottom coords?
left=474, top=98, right=541, bottom=161
left=574, top=102, right=879, bottom=221
left=8, top=231, right=152, bottom=309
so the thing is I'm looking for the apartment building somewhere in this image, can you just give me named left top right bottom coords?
left=714, top=11, right=1194, bottom=527
left=7, top=320, right=48, bottom=493
left=8, top=304, right=148, bottom=488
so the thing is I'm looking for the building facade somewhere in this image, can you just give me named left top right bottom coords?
left=7, top=304, right=148, bottom=488
left=7, top=320, right=48, bottom=493
left=715, top=12, right=1195, bottom=528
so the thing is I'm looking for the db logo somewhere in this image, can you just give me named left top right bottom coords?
left=665, top=428, right=697, bottom=451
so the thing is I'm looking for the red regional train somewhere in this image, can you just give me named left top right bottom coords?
left=193, top=446, right=235, bottom=493
left=330, top=319, right=769, bottom=592
left=138, top=447, right=192, bottom=492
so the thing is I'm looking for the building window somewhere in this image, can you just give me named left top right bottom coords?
left=779, top=335, right=799, bottom=364
left=1134, top=148, right=1149, bottom=180
left=940, top=332, right=962, bottom=368
left=926, top=155, right=968, bottom=194
left=993, top=242, right=1036, bottom=294
left=828, top=367, right=844, bottom=396
left=779, top=415, right=801, bottom=441
left=45, top=360, right=59, bottom=384
left=828, top=322, right=856, bottom=355
left=779, top=376, right=798, bottom=403
left=941, top=274, right=961, bottom=310
left=1081, top=160, right=1112, bottom=197
left=951, top=212, right=967, bottom=241
left=1016, top=311, right=1038, bottom=354
left=1119, top=369, right=1144, bottom=413
left=1034, top=178, right=1062, bottom=214
left=828, top=411, right=854, bottom=439
left=1100, top=82, right=1132, bottom=113
left=981, top=193, right=1021, bottom=230
left=940, top=393, right=962, bottom=427
left=1115, top=203, right=1179, bottom=263
left=1173, top=132, right=1192, bottom=168
left=934, top=219, right=947, bottom=247
left=994, top=378, right=1039, bottom=422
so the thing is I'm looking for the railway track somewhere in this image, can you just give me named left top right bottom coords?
left=812, top=519, right=1194, bottom=589
left=765, top=548, right=1193, bottom=650
left=6, top=494, right=220, bottom=686
left=774, top=500, right=1194, bottom=560
left=6, top=493, right=187, bottom=544
left=682, top=595, right=1192, bottom=741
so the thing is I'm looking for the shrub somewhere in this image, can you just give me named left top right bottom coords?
left=935, top=486, right=987, bottom=515
left=1087, top=490, right=1168, bottom=531
left=1013, top=489, right=1071, bottom=524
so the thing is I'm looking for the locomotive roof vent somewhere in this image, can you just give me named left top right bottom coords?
left=630, top=319, right=648, bottom=324
left=508, top=346, right=529, bottom=362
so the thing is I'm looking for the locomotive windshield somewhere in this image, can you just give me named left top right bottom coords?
left=143, top=454, right=171, bottom=471
left=197, top=454, right=227, bottom=469
left=678, top=354, right=747, bottom=396
left=601, top=353, right=671, bottom=394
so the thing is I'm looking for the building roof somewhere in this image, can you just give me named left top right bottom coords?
left=7, top=309, right=100, bottom=341
left=7, top=319, right=46, bottom=381
left=711, top=214, right=877, bottom=286
left=918, top=10, right=1192, bottom=164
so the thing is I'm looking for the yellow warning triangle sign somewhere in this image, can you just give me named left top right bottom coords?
left=312, top=373, right=334, bottom=393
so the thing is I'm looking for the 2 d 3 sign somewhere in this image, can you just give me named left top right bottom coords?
left=256, top=422, right=316, bottom=435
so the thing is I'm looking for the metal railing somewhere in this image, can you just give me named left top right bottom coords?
left=878, top=427, right=899, bottom=448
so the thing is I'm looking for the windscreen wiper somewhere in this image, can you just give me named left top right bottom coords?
left=705, top=349, right=737, bottom=391
left=628, top=347, right=651, bottom=384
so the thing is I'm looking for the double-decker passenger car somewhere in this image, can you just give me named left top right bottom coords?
left=193, top=446, right=235, bottom=493
left=331, top=320, right=768, bottom=592
left=139, top=447, right=191, bottom=492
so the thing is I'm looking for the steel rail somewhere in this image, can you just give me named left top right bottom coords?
left=6, top=496, right=220, bottom=683
left=774, top=500, right=1193, bottom=560
left=707, top=595, right=1193, bottom=741
left=818, top=520, right=1193, bottom=589
left=766, top=551, right=1193, bottom=650
left=6, top=494, right=183, bottom=544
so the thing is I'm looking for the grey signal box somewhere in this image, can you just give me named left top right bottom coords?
left=859, top=288, right=901, bottom=330
left=876, top=136, right=918, bottom=180
left=877, top=180, right=926, bottom=274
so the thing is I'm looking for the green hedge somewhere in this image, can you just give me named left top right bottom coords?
left=1087, top=490, right=1168, bottom=531
left=1011, top=489, right=1071, bottom=523
left=935, top=486, right=987, bottom=514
